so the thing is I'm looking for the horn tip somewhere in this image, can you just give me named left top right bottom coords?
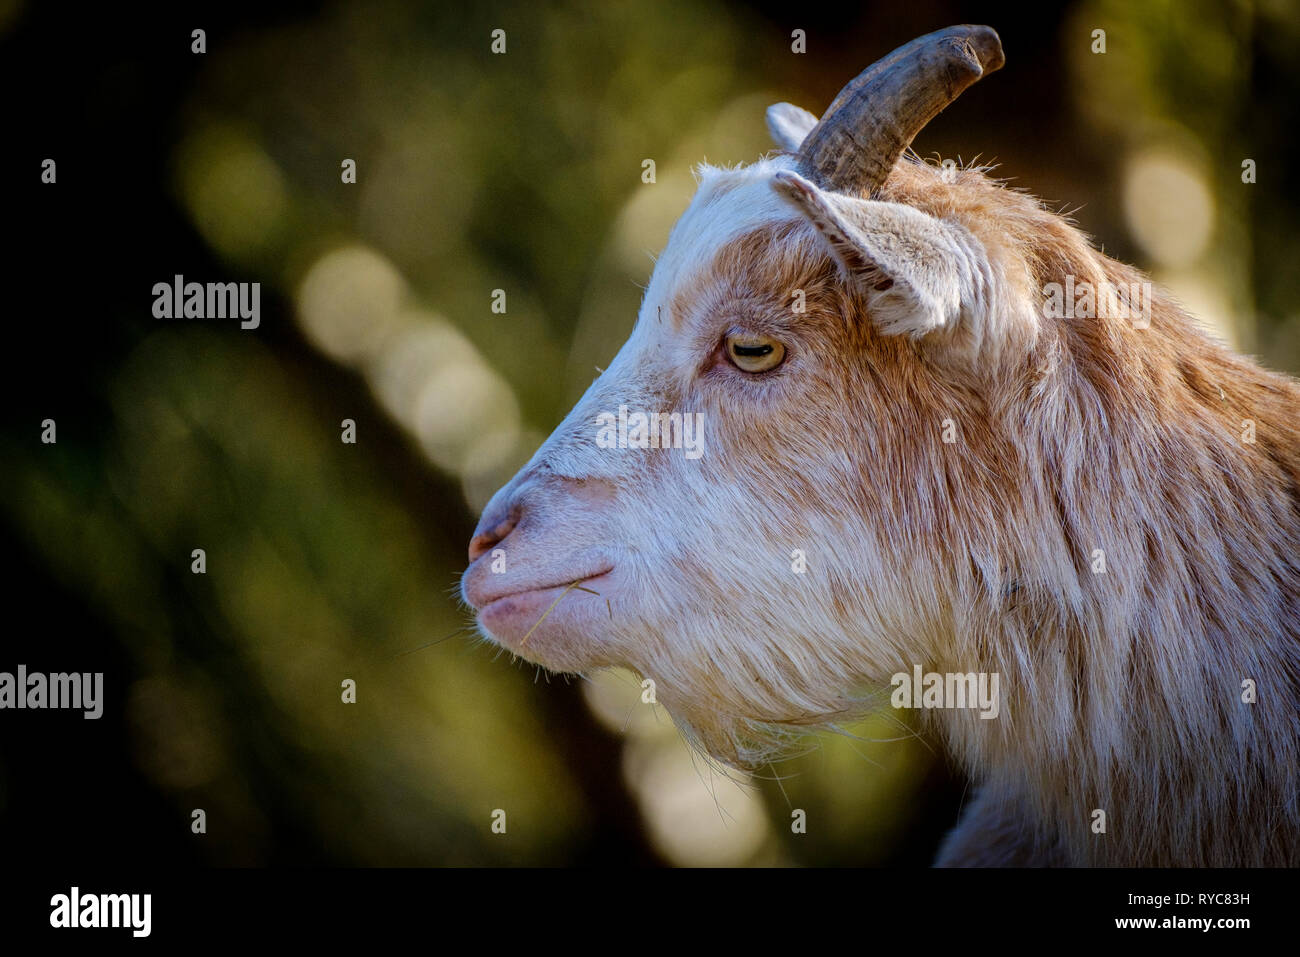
left=959, top=24, right=1005, bottom=74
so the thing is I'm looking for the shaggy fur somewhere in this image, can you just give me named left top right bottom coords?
left=872, top=158, right=1300, bottom=866
left=464, top=133, right=1300, bottom=867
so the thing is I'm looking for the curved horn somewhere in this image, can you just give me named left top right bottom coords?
left=796, top=25, right=1004, bottom=196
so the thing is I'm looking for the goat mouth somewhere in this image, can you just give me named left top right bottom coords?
left=475, top=568, right=614, bottom=613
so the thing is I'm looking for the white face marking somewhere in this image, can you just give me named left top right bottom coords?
left=458, top=151, right=1006, bottom=766
left=459, top=155, right=937, bottom=765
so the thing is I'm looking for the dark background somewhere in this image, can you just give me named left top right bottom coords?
left=2, top=0, right=1296, bottom=866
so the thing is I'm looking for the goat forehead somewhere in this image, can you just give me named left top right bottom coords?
left=641, top=159, right=804, bottom=328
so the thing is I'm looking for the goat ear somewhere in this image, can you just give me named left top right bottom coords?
left=765, top=103, right=819, bottom=151
left=770, top=168, right=974, bottom=339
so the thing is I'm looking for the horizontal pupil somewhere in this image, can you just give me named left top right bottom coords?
left=732, top=343, right=772, bottom=357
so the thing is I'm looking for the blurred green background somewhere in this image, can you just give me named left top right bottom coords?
left=1, top=0, right=1296, bottom=866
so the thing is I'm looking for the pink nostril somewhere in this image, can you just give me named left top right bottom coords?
left=468, top=511, right=519, bottom=563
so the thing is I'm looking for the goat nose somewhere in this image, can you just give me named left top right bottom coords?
left=468, top=506, right=519, bottom=563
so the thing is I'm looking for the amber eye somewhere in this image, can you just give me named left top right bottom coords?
left=724, top=333, right=786, bottom=373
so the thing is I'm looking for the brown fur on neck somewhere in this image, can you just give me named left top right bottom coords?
left=873, top=158, right=1300, bottom=865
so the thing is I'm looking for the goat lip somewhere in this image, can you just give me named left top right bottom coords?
left=474, top=568, right=614, bottom=612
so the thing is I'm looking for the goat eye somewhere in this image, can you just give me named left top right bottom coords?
left=724, top=334, right=786, bottom=373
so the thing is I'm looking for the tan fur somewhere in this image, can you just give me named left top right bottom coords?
left=805, top=159, right=1300, bottom=866
left=465, top=151, right=1300, bottom=867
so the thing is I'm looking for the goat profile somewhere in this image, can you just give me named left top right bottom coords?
left=462, top=25, right=1300, bottom=867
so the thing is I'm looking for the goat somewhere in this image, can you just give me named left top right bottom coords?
left=460, top=25, right=1300, bottom=866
